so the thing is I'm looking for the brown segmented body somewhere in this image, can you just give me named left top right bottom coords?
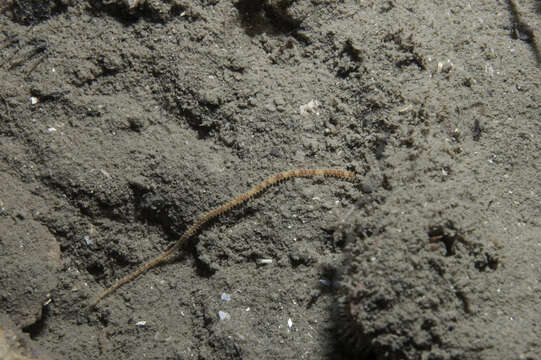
left=91, top=169, right=355, bottom=308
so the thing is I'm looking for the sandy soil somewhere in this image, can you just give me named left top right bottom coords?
left=1, top=1, right=540, bottom=359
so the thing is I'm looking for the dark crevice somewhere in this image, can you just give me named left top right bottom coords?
left=87, top=261, right=105, bottom=276
left=2, top=0, right=68, bottom=26
left=454, top=288, right=472, bottom=314
left=383, top=30, right=426, bottom=70
left=234, top=0, right=302, bottom=36
left=472, top=119, right=482, bottom=141
left=428, top=223, right=464, bottom=257
left=22, top=304, right=49, bottom=339
left=474, top=252, right=499, bottom=272
left=335, top=40, right=364, bottom=78
left=87, top=0, right=163, bottom=24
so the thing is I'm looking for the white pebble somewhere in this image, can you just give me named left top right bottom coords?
left=48, top=127, right=57, bottom=133
left=287, top=318, right=293, bottom=328
left=221, top=293, right=231, bottom=302
left=30, top=97, right=38, bottom=105
left=300, top=99, right=321, bottom=115
left=218, top=311, right=231, bottom=320
left=135, top=321, right=146, bottom=327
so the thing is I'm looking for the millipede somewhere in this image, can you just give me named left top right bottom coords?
left=90, top=169, right=356, bottom=308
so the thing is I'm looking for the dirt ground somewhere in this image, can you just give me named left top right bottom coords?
left=1, top=0, right=540, bottom=359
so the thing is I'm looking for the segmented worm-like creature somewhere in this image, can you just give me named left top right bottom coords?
left=91, top=169, right=356, bottom=308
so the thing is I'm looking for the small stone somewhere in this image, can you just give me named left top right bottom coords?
left=300, top=99, right=320, bottom=115
left=218, top=311, right=231, bottom=320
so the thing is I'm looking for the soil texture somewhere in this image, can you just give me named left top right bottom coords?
left=1, top=1, right=540, bottom=359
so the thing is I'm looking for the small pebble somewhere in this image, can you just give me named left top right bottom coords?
left=135, top=321, right=146, bottom=327
left=300, top=99, right=321, bottom=115
left=218, top=311, right=231, bottom=320
left=221, top=293, right=231, bottom=302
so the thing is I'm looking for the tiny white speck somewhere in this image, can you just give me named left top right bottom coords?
left=245, top=307, right=250, bottom=312
left=84, top=235, right=92, bottom=245
left=135, top=321, right=146, bottom=327
left=221, top=293, right=231, bottom=302
left=30, top=97, right=38, bottom=105
left=48, top=127, right=57, bottom=132
left=287, top=318, right=293, bottom=328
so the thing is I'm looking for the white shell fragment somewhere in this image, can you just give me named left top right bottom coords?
left=256, top=258, right=273, bottom=265
left=287, top=318, right=293, bottom=328
left=135, top=321, right=146, bottom=327
left=299, top=99, right=321, bottom=115
left=218, top=311, right=231, bottom=321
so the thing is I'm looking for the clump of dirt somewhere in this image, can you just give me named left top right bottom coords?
left=1, top=0, right=69, bottom=25
left=0, top=170, right=61, bottom=330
